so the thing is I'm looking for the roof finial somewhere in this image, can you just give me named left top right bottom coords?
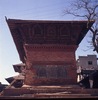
left=5, top=16, right=7, bottom=21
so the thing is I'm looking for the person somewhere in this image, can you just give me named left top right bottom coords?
left=77, top=66, right=82, bottom=82
left=89, top=74, right=93, bottom=89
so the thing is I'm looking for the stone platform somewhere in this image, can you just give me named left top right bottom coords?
left=0, top=85, right=98, bottom=99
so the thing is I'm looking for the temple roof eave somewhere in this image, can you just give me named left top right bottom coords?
left=6, top=18, right=94, bottom=63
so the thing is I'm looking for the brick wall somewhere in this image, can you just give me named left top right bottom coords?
left=24, top=44, right=77, bottom=85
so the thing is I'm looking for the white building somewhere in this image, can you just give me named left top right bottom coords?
left=77, top=55, right=98, bottom=82
left=77, top=55, right=98, bottom=71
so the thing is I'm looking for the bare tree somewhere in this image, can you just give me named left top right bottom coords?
left=64, top=0, right=98, bottom=53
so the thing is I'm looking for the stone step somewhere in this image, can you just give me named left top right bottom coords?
left=1, top=85, right=98, bottom=97
left=0, top=93, right=98, bottom=99
left=31, top=93, right=98, bottom=98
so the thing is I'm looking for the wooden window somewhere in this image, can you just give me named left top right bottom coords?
left=33, top=65, right=67, bottom=78
left=57, top=66, right=67, bottom=78
left=33, top=65, right=46, bottom=78
left=46, top=65, right=58, bottom=78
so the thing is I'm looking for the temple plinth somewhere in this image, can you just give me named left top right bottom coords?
left=6, top=19, right=94, bottom=85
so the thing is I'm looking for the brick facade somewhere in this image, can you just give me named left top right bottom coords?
left=24, top=44, right=77, bottom=85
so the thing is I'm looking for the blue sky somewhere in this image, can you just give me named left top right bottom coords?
left=0, top=0, right=97, bottom=84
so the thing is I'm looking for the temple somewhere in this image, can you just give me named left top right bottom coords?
left=6, top=19, right=94, bottom=86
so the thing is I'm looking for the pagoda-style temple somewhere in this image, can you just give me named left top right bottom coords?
left=6, top=19, right=94, bottom=86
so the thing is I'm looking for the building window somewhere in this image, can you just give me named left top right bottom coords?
left=57, top=66, right=67, bottom=78
left=37, top=66, right=46, bottom=77
left=88, top=61, right=93, bottom=65
left=33, top=65, right=67, bottom=78
left=33, top=65, right=46, bottom=78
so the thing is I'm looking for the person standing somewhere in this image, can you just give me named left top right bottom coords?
left=89, top=74, right=93, bottom=89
